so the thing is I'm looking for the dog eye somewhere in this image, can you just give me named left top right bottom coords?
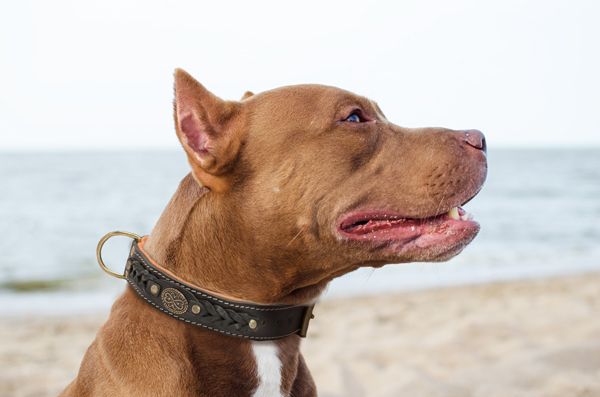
left=345, top=113, right=361, bottom=123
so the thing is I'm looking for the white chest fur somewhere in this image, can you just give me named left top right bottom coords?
left=251, top=341, right=285, bottom=397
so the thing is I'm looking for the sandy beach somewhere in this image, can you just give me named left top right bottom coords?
left=1, top=273, right=599, bottom=397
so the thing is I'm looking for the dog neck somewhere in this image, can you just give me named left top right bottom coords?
left=144, top=174, right=236, bottom=294
left=126, top=236, right=314, bottom=340
left=144, top=173, right=298, bottom=305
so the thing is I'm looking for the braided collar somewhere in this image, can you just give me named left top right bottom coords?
left=124, top=236, right=315, bottom=341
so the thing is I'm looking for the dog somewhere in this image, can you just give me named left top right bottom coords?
left=60, top=69, right=487, bottom=396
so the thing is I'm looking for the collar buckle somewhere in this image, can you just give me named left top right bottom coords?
left=298, top=304, right=315, bottom=338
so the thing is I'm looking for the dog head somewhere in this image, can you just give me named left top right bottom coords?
left=171, top=69, right=487, bottom=304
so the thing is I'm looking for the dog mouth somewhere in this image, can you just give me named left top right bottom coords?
left=338, top=206, right=480, bottom=259
left=340, top=207, right=475, bottom=235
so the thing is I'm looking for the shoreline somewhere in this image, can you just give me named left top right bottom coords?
left=2, top=272, right=600, bottom=396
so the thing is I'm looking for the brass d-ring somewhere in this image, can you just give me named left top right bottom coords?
left=96, top=231, right=141, bottom=279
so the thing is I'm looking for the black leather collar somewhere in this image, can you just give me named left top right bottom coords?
left=124, top=239, right=315, bottom=341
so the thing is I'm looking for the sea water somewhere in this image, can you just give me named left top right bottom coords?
left=0, top=149, right=599, bottom=315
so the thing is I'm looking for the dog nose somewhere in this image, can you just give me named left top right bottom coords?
left=463, top=129, right=486, bottom=152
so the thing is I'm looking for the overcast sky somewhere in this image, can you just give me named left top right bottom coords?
left=1, top=0, right=598, bottom=151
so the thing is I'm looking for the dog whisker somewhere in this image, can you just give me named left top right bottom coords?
left=284, top=231, right=302, bottom=251
left=434, top=183, right=451, bottom=216
left=360, top=268, right=376, bottom=294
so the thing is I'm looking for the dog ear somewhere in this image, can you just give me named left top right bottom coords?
left=173, top=68, right=242, bottom=192
left=241, top=91, right=254, bottom=100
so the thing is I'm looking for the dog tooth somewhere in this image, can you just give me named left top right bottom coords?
left=447, top=207, right=460, bottom=220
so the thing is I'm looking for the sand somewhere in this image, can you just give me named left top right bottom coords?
left=1, top=273, right=599, bottom=397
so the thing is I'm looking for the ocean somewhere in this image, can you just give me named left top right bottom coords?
left=1, top=149, right=599, bottom=316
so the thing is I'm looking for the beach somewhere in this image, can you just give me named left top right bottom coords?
left=2, top=272, right=599, bottom=397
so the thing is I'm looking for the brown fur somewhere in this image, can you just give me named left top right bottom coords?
left=61, top=69, right=486, bottom=396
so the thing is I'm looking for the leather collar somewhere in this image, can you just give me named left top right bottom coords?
left=123, top=237, right=315, bottom=341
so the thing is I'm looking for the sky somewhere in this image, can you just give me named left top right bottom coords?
left=0, top=0, right=598, bottom=151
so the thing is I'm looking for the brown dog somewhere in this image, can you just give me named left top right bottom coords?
left=61, top=69, right=487, bottom=396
